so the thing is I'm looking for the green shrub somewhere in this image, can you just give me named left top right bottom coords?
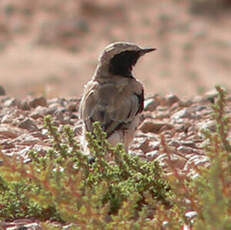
left=162, top=86, right=231, bottom=230
left=0, top=117, right=171, bottom=227
left=0, top=86, right=231, bottom=229
left=192, top=86, right=231, bottom=229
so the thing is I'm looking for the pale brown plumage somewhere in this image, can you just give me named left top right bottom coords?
left=79, top=42, right=155, bottom=153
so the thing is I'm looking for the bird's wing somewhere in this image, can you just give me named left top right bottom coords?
left=80, top=81, right=143, bottom=137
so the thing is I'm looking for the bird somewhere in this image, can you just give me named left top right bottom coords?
left=79, top=41, right=156, bottom=154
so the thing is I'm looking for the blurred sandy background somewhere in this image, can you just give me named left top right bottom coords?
left=0, top=0, right=231, bottom=99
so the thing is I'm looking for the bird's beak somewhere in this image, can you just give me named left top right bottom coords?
left=140, top=48, right=156, bottom=55
left=140, top=48, right=156, bottom=56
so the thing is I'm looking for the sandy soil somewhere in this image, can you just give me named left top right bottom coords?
left=0, top=0, right=231, bottom=99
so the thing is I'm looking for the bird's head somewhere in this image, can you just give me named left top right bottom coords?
left=95, top=42, right=156, bottom=78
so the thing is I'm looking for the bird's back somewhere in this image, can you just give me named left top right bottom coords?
left=79, top=76, right=143, bottom=137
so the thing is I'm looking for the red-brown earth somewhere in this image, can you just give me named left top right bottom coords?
left=0, top=0, right=231, bottom=99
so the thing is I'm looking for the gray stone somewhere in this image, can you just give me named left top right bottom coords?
left=18, top=146, right=31, bottom=158
left=18, top=118, right=39, bottom=131
left=165, top=94, right=179, bottom=105
left=140, top=120, right=173, bottom=134
left=169, top=140, right=180, bottom=147
left=30, top=106, right=50, bottom=119
left=139, top=139, right=152, bottom=153
left=41, top=129, right=49, bottom=136
left=63, top=223, right=79, bottom=229
left=184, top=155, right=209, bottom=171
left=181, top=141, right=196, bottom=148
left=0, top=124, right=23, bottom=138
left=155, top=153, right=168, bottom=166
left=0, top=85, right=6, bottom=95
left=31, top=131, right=48, bottom=140
left=185, top=211, right=198, bottom=220
left=54, top=109, right=65, bottom=121
left=172, top=108, right=191, bottom=120
left=48, top=97, right=66, bottom=107
left=177, top=146, right=194, bottom=154
left=18, top=100, right=30, bottom=110
left=204, top=89, right=219, bottom=99
left=16, top=222, right=42, bottom=230
left=19, top=135, right=40, bottom=145
left=1, top=114, right=12, bottom=123
left=144, top=98, right=158, bottom=111
left=4, top=98, right=18, bottom=107
left=0, top=139, right=14, bottom=149
left=146, top=150, right=159, bottom=159
left=199, top=120, right=216, bottom=133
left=33, top=144, right=50, bottom=155
left=196, top=105, right=207, bottom=112
left=149, top=141, right=160, bottom=150
left=29, top=96, right=47, bottom=108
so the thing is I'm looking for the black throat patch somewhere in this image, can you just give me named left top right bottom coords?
left=109, top=50, right=140, bottom=77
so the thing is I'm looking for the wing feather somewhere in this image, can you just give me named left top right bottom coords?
left=80, top=80, right=143, bottom=137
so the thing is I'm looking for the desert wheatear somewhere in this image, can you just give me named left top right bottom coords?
left=79, top=42, right=155, bottom=153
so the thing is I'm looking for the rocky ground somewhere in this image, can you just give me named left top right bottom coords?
left=0, top=91, right=230, bottom=229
